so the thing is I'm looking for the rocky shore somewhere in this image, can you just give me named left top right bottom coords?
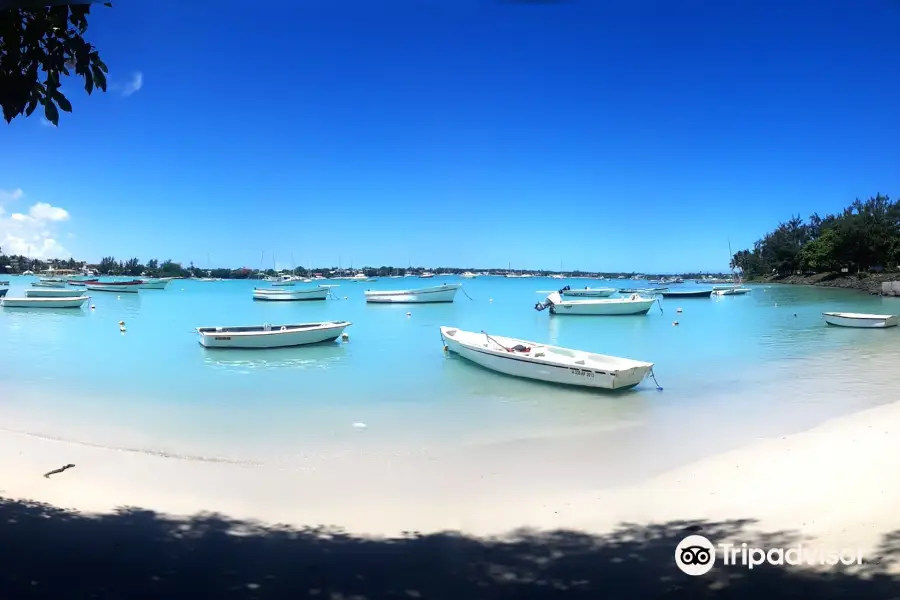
left=749, top=271, right=900, bottom=295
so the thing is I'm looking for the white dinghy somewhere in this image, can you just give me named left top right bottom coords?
left=535, top=290, right=657, bottom=316
left=197, top=321, right=351, bottom=349
left=138, top=279, right=170, bottom=290
left=560, top=286, right=617, bottom=298
left=440, top=326, right=656, bottom=390
left=25, top=288, right=88, bottom=298
left=2, top=296, right=90, bottom=309
left=252, top=287, right=329, bottom=301
left=822, top=312, right=899, bottom=329
left=364, top=283, right=460, bottom=304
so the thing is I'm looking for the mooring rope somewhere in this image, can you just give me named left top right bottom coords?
left=650, top=367, right=664, bottom=391
left=461, top=286, right=475, bottom=301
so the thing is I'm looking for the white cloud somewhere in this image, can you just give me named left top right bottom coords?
left=0, top=189, right=72, bottom=259
left=29, top=202, right=70, bottom=221
left=121, top=71, right=143, bottom=97
left=0, top=188, right=24, bottom=203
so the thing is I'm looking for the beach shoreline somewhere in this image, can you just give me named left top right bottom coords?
left=4, top=394, right=900, bottom=562
left=749, top=271, right=900, bottom=295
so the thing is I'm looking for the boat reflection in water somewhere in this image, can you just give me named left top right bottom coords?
left=201, top=343, right=348, bottom=373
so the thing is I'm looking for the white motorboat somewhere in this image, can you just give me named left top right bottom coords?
left=86, top=283, right=140, bottom=293
left=197, top=320, right=351, bottom=349
left=822, top=312, right=899, bottom=328
left=418, top=272, right=435, bottom=279
left=364, top=283, right=460, bottom=304
left=270, top=274, right=296, bottom=287
left=25, top=288, right=88, bottom=298
left=2, top=295, right=90, bottom=309
left=460, top=272, right=478, bottom=279
left=32, top=280, right=67, bottom=288
left=535, top=291, right=656, bottom=316
left=713, top=287, right=751, bottom=296
left=252, top=287, right=329, bottom=301
left=440, top=326, right=655, bottom=390
left=561, top=286, right=616, bottom=298
left=138, top=279, right=170, bottom=290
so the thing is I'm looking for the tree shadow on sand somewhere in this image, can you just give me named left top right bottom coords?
left=1, top=496, right=898, bottom=599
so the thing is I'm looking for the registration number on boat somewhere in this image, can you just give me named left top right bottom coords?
left=569, top=368, right=594, bottom=378
left=214, top=336, right=232, bottom=341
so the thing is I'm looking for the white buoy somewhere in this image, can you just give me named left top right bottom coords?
left=117, top=295, right=121, bottom=300
left=352, top=422, right=367, bottom=429
left=343, top=296, right=348, bottom=300
left=118, top=320, right=125, bottom=326
left=489, top=298, right=493, bottom=303
left=676, top=307, right=683, bottom=313
left=341, top=332, right=349, bottom=341
left=90, top=305, right=95, bottom=310
left=119, top=325, right=126, bottom=332
left=672, top=320, right=679, bottom=326
left=406, top=312, right=411, bottom=317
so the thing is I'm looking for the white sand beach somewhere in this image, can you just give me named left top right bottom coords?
left=3, top=394, right=900, bottom=572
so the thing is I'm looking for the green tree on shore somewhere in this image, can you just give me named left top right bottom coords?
left=733, top=194, right=900, bottom=277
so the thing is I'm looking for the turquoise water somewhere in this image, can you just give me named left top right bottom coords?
left=2, top=275, right=899, bottom=471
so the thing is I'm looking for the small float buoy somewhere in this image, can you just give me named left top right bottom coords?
left=443, top=344, right=449, bottom=352
left=352, top=422, right=367, bottom=429
left=118, top=320, right=125, bottom=326
left=489, top=298, right=493, bottom=303
left=343, top=296, right=348, bottom=300
left=181, top=288, right=185, bottom=291
left=676, top=307, right=683, bottom=313
left=116, top=295, right=121, bottom=300
left=119, top=325, right=126, bottom=333
left=341, top=332, right=349, bottom=341
left=90, top=305, right=95, bottom=310
left=672, top=321, right=679, bottom=326
left=406, top=312, right=411, bottom=317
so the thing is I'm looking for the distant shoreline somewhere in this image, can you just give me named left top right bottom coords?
left=748, top=271, right=900, bottom=295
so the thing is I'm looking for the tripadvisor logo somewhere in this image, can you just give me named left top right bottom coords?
left=674, top=535, right=863, bottom=576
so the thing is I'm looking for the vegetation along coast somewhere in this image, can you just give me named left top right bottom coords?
left=732, top=194, right=900, bottom=295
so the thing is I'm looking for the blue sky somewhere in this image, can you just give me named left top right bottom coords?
left=1, top=0, right=898, bottom=272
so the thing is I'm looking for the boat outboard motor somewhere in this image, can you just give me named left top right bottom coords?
left=559, top=285, right=571, bottom=293
left=534, top=301, right=548, bottom=312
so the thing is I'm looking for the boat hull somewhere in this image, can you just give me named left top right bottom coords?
left=197, top=321, right=351, bottom=348
left=2, top=296, right=90, bottom=308
left=138, top=280, right=170, bottom=290
left=25, top=288, right=88, bottom=298
left=562, top=288, right=616, bottom=298
left=660, top=290, right=713, bottom=298
left=365, top=284, right=460, bottom=303
left=0, top=289, right=7, bottom=298
left=823, top=313, right=899, bottom=328
left=252, top=288, right=329, bottom=301
left=32, top=281, right=67, bottom=288
left=549, top=298, right=656, bottom=315
left=714, top=288, right=751, bottom=296
left=440, top=327, right=653, bottom=390
left=86, top=284, right=140, bottom=293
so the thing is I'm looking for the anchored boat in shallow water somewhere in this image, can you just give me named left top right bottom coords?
left=535, top=289, right=657, bottom=316
left=25, top=288, right=87, bottom=298
left=2, top=295, right=90, bottom=309
left=197, top=321, right=352, bottom=348
left=440, top=326, right=657, bottom=390
left=822, top=312, right=899, bottom=329
left=364, top=283, right=461, bottom=303
left=252, top=287, right=329, bottom=301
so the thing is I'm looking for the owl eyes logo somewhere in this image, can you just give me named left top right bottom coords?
left=675, top=535, right=716, bottom=575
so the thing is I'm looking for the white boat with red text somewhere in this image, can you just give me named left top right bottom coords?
left=440, top=326, right=656, bottom=390
left=197, top=321, right=351, bottom=349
